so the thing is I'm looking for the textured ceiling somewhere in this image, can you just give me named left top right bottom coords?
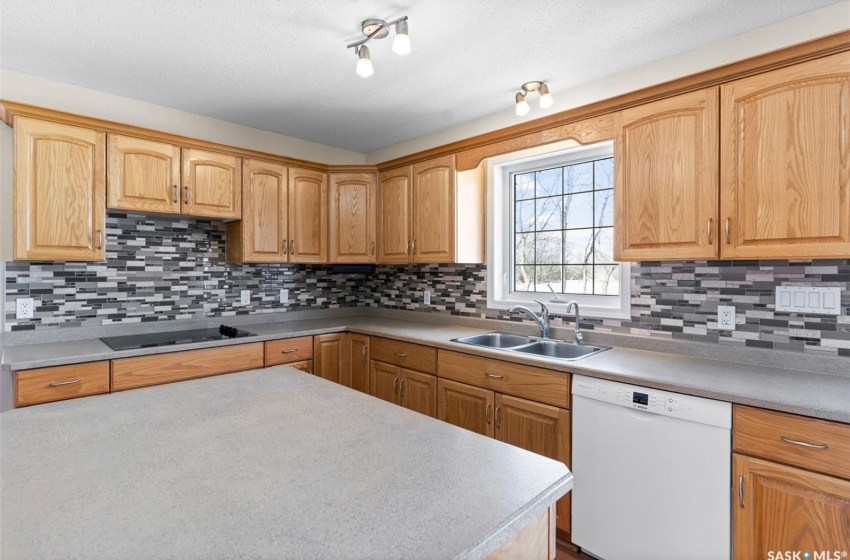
left=0, top=0, right=842, bottom=152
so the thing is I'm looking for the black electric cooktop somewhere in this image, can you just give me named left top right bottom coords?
left=101, top=325, right=256, bottom=351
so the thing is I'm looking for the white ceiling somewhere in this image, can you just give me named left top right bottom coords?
left=0, top=0, right=843, bottom=153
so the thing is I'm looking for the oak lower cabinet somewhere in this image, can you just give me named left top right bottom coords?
left=437, top=378, right=494, bottom=437
left=14, top=361, right=110, bottom=407
left=348, top=333, right=371, bottom=394
left=181, top=148, right=242, bottom=219
left=329, top=173, right=376, bottom=263
left=313, top=333, right=348, bottom=385
left=264, top=337, right=313, bottom=367
left=107, top=134, right=181, bottom=214
left=369, top=360, right=437, bottom=417
left=13, top=117, right=106, bottom=261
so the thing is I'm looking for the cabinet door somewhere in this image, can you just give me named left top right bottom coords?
left=733, top=454, right=850, bottom=559
left=413, top=154, right=455, bottom=263
left=377, top=166, right=413, bottom=263
left=14, top=117, right=106, bottom=261
left=107, top=134, right=181, bottom=214
left=720, top=52, right=850, bottom=259
left=235, top=159, right=288, bottom=263
left=286, top=360, right=313, bottom=374
left=370, top=360, right=401, bottom=406
left=437, top=378, right=494, bottom=437
left=288, top=167, right=328, bottom=263
left=313, top=333, right=347, bottom=385
left=495, top=394, right=571, bottom=535
left=181, top=148, right=241, bottom=219
left=330, top=173, right=376, bottom=263
left=400, top=369, right=437, bottom=418
left=614, top=88, right=719, bottom=261
left=349, top=333, right=370, bottom=394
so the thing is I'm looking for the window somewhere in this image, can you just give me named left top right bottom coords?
left=487, top=141, right=630, bottom=319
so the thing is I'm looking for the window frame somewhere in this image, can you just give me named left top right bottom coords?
left=486, top=141, right=631, bottom=319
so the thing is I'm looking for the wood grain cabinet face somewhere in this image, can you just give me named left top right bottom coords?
left=348, top=333, right=371, bottom=394
left=14, top=117, right=106, bottom=261
left=227, top=159, right=288, bottom=263
left=733, top=454, right=850, bottom=560
left=614, top=88, right=719, bottom=261
left=377, top=167, right=413, bottom=263
left=107, top=134, right=181, bottom=214
left=412, top=154, right=456, bottom=263
left=264, top=336, right=313, bottom=367
left=288, top=167, right=328, bottom=263
left=330, top=173, right=376, bottom=263
left=15, top=361, right=110, bottom=407
left=370, top=360, right=402, bottom=406
left=181, top=148, right=242, bottom=219
left=313, top=333, right=347, bottom=386
left=399, top=369, right=437, bottom=418
left=437, top=378, right=494, bottom=437
left=720, top=52, right=850, bottom=259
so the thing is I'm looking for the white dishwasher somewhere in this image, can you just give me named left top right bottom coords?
left=571, top=374, right=731, bottom=560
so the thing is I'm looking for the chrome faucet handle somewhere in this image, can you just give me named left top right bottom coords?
left=532, top=299, right=549, bottom=319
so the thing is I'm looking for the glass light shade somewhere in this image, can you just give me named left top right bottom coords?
left=356, top=46, right=373, bottom=77
left=393, top=19, right=411, bottom=55
left=539, top=84, right=554, bottom=108
left=515, top=93, right=530, bottom=116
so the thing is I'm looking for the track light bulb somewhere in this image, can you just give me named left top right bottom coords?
left=539, top=83, right=554, bottom=109
left=356, top=45, right=373, bottom=77
left=393, top=20, right=411, bottom=55
left=515, top=92, right=530, bottom=116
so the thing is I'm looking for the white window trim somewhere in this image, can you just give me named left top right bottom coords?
left=486, top=140, right=631, bottom=320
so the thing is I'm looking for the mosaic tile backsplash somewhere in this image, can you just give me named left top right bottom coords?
left=4, top=213, right=849, bottom=358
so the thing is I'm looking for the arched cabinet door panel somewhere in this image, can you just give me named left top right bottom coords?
left=107, top=134, right=180, bottom=214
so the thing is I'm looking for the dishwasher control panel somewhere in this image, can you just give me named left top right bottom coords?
left=572, top=375, right=731, bottom=429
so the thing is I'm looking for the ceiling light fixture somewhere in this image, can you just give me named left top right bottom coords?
left=347, top=16, right=410, bottom=77
left=515, top=81, right=554, bottom=115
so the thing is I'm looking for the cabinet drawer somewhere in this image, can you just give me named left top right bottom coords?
left=15, top=361, right=110, bottom=407
left=438, top=351, right=569, bottom=408
left=112, top=343, right=264, bottom=391
left=371, top=337, right=436, bottom=374
left=734, top=405, right=850, bottom=480
left=265, top=337, right=314, bottom=366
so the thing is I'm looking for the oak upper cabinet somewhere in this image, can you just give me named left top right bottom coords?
left=348, top=333, right=371, bottom=394
left=226, top=159, right=288, bottom=263
left=614, top=88, right=719, bottom=261
left=377, top=166, right=413, bottom=263
left=107, top=134, right=181, bottom=214
left=412, top=154, right=455, bottom=263
left=288, top=167, right=328, bottom=263
left=377, top=154, right=484, bottom=264
left=329, top=172, right=376, bottom=263
left=182, top=148, right=242, bottom=220
left=313, top=333, right=348, bottom=386
left=437, top=378, right=494, bottom=437
left=720, top=52, right=850, bottom=259
left=14, top=117, right=106, bottom=261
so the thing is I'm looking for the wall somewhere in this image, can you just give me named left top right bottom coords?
left=365, top=1, right=850, bottom=163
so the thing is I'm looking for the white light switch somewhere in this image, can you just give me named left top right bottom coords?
left=775, top=286, right=841, bottom=315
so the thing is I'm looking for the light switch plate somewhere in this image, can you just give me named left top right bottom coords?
left=717, top=305, right=735, bottom=331
left=423, top=290, right=431, bottom=305
left=775, top=286, right=841, bottom=315
left=240, top=290, right=251, bottom=306
left=16, top=298, right=34, bottom=319
left=280, top=289, right=289, bottom=304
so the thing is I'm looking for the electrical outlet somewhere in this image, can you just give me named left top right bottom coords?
left=280, top=289, right=289, bottom=304
left=717, top=305, right=736, bottom=331
left=423, top=290, right=431, bottom=305
left=240, top=290, right=251, bottom=306
left=16, top=298, right=34, bottom=319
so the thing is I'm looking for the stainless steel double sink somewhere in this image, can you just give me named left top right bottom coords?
left=451, top=332, right=610, bottom=361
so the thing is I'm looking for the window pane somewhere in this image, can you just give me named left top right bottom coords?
left=515, top=233, right=535, bottom=265
left=515, top=265, right=534, bottom=292
left=594, top=189, right=613, bottom=227
left=535, top=232, right=562, bottom=264
left=564, top=162, right=593, bottom=194
left=535, top=167, right=562, bottom=198
left=594, top=265, right=620, bottom=296
left=594, top=158, right=614, bottom=190
left=515, top=172, right=535, bottom=200
left=515, top=199, right=535, bottom=232
left=535, top=196, right=562, bottom=231
left=594, top=227, right=615, bottom=264
left=564, top=265, right=592, bottom=295
left=563, top=191, right=593, bottom=229
left=536, top=266, right=562, bottom=293
left=564, top=228, right=593, bottom=264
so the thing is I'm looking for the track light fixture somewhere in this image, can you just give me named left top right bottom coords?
left=515, top=81, right=554, bottom=115
left=347, top=16, right=411, bottom=77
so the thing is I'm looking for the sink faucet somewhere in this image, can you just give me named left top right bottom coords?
left=508, top=300, right=550, bottom=339
left=566, top=300, right=584, bottom=344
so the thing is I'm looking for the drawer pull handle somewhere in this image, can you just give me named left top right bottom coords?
left=49, top=379, right=81, bottom=387
left=738, top=475, right=744, bottom=508
left=780, top=436, right=829, bottom=450
left=394, top=352, right=407, bottom=357
left=485, top=373, right=503, bottom=379
left=486, top=403, right=492, bottom=425
left=281, top=349, right=299, bottom=354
